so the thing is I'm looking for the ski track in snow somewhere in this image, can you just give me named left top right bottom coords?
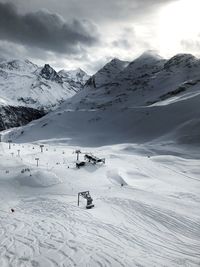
left=1, top=197, right=200, bottom=267
left=0, top=198, right=131, bottom=267
left=0, top=142, right=200, bottom=267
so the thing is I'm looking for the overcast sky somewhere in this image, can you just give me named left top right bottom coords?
left=0, top=0, right=200, bottom=74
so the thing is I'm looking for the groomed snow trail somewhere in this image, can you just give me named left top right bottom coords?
left=0, top=142, right=200, bottom=267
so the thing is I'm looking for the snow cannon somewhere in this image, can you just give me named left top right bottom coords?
left=78, top=191, right=94, bottom=209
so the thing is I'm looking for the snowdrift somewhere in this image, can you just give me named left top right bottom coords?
left=16, top=169, right=61, bottom=187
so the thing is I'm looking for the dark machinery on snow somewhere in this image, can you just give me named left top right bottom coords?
left=76, top=161, right=86, bottom=168
left=78, top=191, right=94, bottom=209
left=74, top=150, right=105, bottom=169
left=84, top=154, right=105, bottom=165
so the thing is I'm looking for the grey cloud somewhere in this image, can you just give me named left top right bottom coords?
left=112, top=28, right=135, bottom=49
left=0, top=2, right=99, bottom=54
left=112, top=39, right=131, bottom=49
left=111, top=27, right=151, bottom=53
left=0, top=0, right=179, bottom=74
left=0, top=0, right=177, bottom=23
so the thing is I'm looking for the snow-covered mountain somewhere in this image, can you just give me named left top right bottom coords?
left=85, top=58, right=129, bottom=89
left=3, top=51, right=200, bottom=147
left=58, top=51, right=200, bottom=111
left=0, top=59, right=89, bottom=111
left=0, top=58, right=90, bottom=131
left=0, top=59, right=38, bottom=73
left=59, top=68, right=89, bottom=91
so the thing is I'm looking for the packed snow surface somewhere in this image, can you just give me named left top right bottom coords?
left=0, top=141, right=199, bottom=267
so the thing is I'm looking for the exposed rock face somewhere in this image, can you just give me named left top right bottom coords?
left=40, top=64, right=63, bottom=83
left=0, top=105, right=45, bottom=131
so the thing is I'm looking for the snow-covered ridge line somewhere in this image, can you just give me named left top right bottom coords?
left=0, top=58, right=90, bottom=111
left=4, top=51, right=200, bottom=147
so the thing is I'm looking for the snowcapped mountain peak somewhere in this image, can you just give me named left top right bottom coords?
left=73, top=51, right=200, bottom=114
left=0, top=59, right=38, bottom=73
left=58, top=68, right=90, bottom=90
left=40, top=64, right=63, bottom=83
left=71, top=67, right=86, bottom=74
left=138, top=50, right=163, bottom=60
left=129, top=50, right=164, bottom=68
left=115, top=51, right=165, bottom=89
left=104, top=58, right=129, bottom=70
left=59, top=68, right=88, bottom=80
left=85, top=58, right=129, bottom=89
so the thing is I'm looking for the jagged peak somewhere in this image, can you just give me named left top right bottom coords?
left=41, top=64, right=54, bottom=72
left=97, top=58, right=129, bottom=74
left=40, top=64, right=63, bottom=83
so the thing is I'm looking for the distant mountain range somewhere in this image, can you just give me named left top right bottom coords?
left=0, top=58, right=89, bottom=130
left=0, top=59, right=89, bottom=111
left=3, top=51, right=200, bottom=147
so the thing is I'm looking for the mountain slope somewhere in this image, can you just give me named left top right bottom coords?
left=65, top=51, right=200, bottom=110
left=2, top=52, right=200, bottom=147
left=0, top=104, right=44, bottom=131
left=59, top=68, right=89, bottom=92
left=85, top=58, right=129, bottom=89
left=0, top=59, right=89, bottom=111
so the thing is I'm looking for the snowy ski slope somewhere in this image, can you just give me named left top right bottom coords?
left=0, top=141, right=199, bottom=267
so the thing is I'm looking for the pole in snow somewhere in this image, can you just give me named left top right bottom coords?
left=40, top=145, right=44, bottom=153
left=17, top=150, right=20, bottom=157
left=8, top=140, right=12, bottom=149
left=75, top=150, right=81, bottom=161
left=35, top=158, right=39, bottom=167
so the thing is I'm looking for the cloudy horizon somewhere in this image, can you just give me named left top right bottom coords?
left=0, top=0, right=200, bottom=74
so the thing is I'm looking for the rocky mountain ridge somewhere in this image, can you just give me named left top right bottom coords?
left=0, top=59, right=89, bottom=111
left=0, top=58, right=89, bottom=131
